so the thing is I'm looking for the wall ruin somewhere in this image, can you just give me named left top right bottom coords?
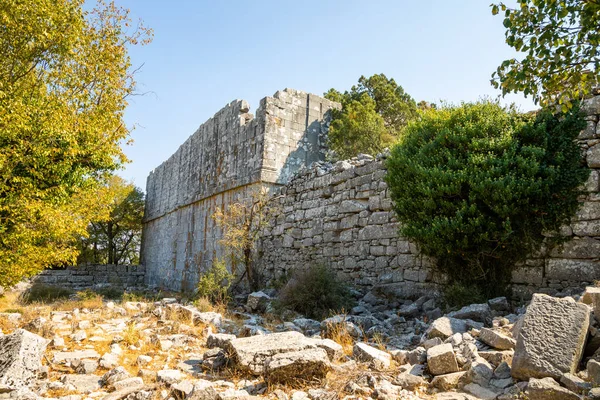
left=143, top=87, right=600, bottom=298
left=259, top=94, right=600, bottom=299
left=141, top=89, right=339, bottom=291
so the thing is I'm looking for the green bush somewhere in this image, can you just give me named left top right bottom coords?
left=278, top=264, right=355, bottom=320
left=442, top=282, right=487, bottom=310
left=21, top=284, right=73, bottom=304
left=386, top=101, right=588, bottom=296
left=196, top=259, right=233, bottom=304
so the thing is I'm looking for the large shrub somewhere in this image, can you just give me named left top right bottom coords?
left=386, top=101, right=588, bottom=296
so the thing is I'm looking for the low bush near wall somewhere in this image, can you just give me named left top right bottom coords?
left=386, top=101, right=588, bottom=297
left=277, top=264, right=355, bottom=319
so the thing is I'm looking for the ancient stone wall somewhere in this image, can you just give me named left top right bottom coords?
left=141, top=89, right=339, bottom=291
left=258, top=153, right=440, bottom=299
left=32, top=265, right=145, bottom=290
left=259, top=94, right=600, bottom=299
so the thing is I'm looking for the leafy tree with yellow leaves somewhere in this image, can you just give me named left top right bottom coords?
left=78, top=176, right=145, bottom=265
left=0, top=0, right=152, bottom=288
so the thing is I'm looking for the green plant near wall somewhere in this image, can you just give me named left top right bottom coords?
left=385, top=101, right=588, bottom=297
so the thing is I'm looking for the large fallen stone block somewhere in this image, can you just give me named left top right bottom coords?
left=447, top=303, right=491, bottom=323
left=512, top=294, right=590, bottom=380
left=225, top=331, right=319, bottom=375
left=0, top=329, right=48, bottom=388
left=526, top=377, right=580, bottom=400
left=264, top=348, right=330, bottom=383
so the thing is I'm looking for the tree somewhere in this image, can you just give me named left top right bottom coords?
left=324, top=74, right=418, bottom=159
left=0, top=0, right=152, bottom=287
left=212, top=188, right=277, bottom=290
left=491, top=0, right=600, bottom=108
left=386, top=101, right=588, bottom=296
left=78, top=176, right=145, bottom=265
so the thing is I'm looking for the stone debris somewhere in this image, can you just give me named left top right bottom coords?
left=3, top=282, right=600, bottom=399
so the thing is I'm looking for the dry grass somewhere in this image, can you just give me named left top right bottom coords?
left=123, top=321, right=141, bottom=346
left=323, top=321, right=355, bottom=356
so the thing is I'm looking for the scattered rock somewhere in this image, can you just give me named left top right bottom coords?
left=478, top=327, right=516, bottom=350
left=426, top=317, right=468, bottom=340
left=526, top=377, right=581, bottom=400
left=353, top=342, right=391, bottom=369
left=427, top=343, right=459, bottom=376
left=430, top=371, right=466, bottom=391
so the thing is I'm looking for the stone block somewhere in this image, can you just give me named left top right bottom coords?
left=512, top=294, right=591, bottom=380
left=427, top=343, right=459, bottom=375
left=0, top=329, right=48, bottom=388
left=353, top=342, right=391, bottom=369
left=478, top=328, right=516, bottom=350
left=546, top=259, right=600, bottom=282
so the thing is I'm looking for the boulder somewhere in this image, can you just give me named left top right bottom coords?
left=488, top=297, right=510, bottom=312
left=447, top=303, right=492, bottom=323
left=512, top=294, right=590, bottom=380
left=526, top=377, right=581, bottom=400
left=264, top=348, right=330, bottom=383
left=588, top=359, right=600, bottom=385
left=477, top=328, right=516, bottom=350
left=392, top=373, right=426, bottom=391
left=462, top=383, right=499, bottom=400
left=427, top=343, right=459, bottom=376
left=246, top=291, right=271, bottom=312
left=225, top=331, right=319, bottom=375
left=430, top=371, right=466, bottom=391
left=0, top=329, right=48, bottom=388
left=206, top=333, right=236, bottom=349
left=353, top=342, right=391, bottom=369
left=560, top=372, right=591, bottom=394
left=426, top=317, right=468, bottom=340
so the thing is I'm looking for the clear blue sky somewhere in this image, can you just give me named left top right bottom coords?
left=118, top=0, right=533, bottom=190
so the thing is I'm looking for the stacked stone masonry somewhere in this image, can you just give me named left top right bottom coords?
left=32, top=265, right=145, bottom=290
left=141, top=89, right=339, bottom=291
left=259, top=94, right=600, bottom=298
left=257, top=154, right=439, bottom=298
left=142, top=88, right=600, bottom=297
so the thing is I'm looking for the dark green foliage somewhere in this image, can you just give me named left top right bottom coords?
left=21, top=284, right=73, bottom=304
left=386, top=101, right=588, bottom=296
left=324, top=74, right=418, bottom=159
left=278, top=264, right=355, bottom=320
left=442, top=282, right=486, bottom=310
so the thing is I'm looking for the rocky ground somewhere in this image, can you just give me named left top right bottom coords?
left=1, top=285, right=600, bottom=400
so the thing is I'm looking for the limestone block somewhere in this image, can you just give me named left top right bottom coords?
left=511, top=294, right=591, bottom=380
left=546, top=259, right=600, bottom=282
left=430, top=371, right=467, bottom=390
left=0, top=329, right=48, bottom=388
left=427, top=343, right=459, bottom=376
left=264, top=348, right=330, bottom=383
left=447, top=303, right=491, bottom=323
left=225, top=331, right=318, bottom=375
left=353, top=342, right=392, bottom=369
left=588, top=144, right=600, bottom=168
left=550, top=237, right=600, bottom=259
left=526, top=377, right=580, bottom=400
left=426, top=317, right=468, bottom=340
left=478, top=328, right=516, bottom=350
